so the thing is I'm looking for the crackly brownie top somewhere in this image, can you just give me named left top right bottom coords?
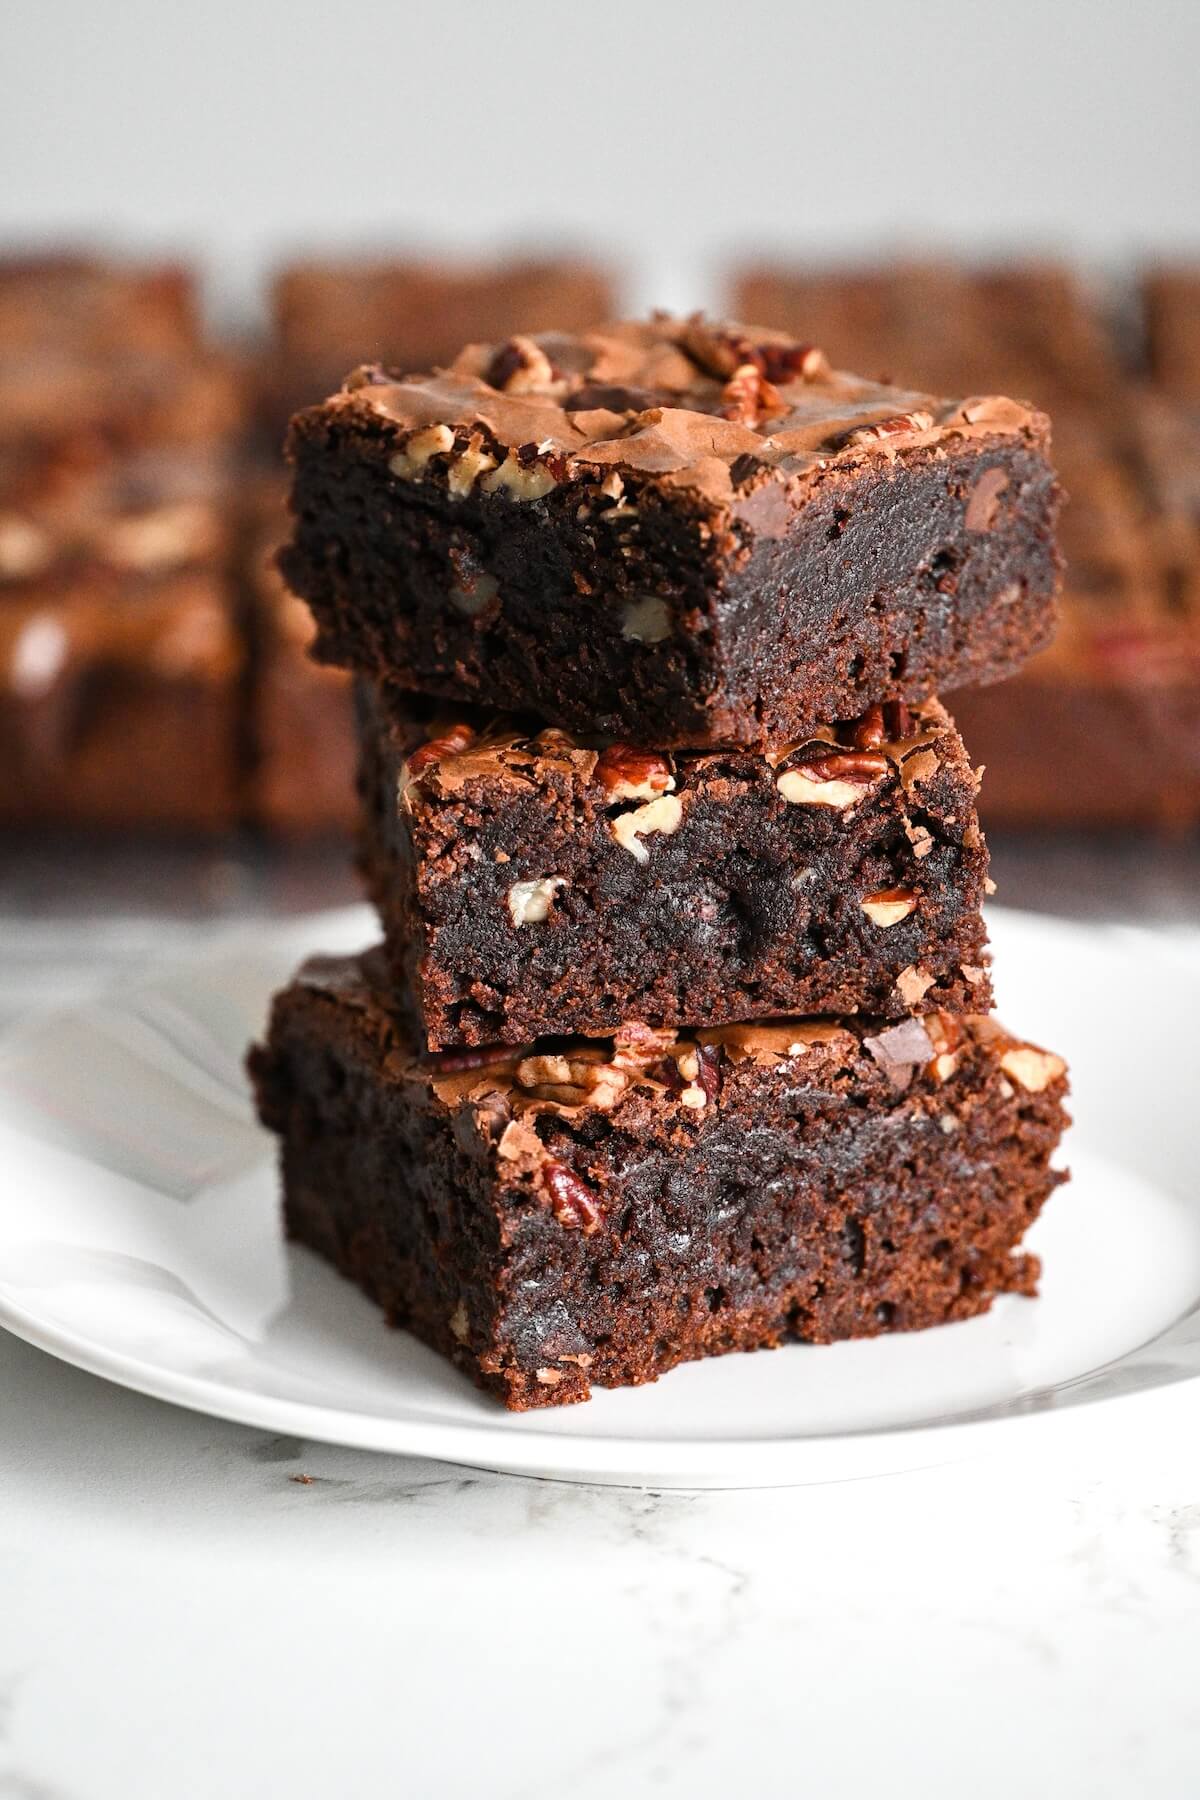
left=304, top=312, right=1049, bottom=516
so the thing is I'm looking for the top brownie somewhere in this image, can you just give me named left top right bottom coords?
left=282, top=313, right=1062, bottom=748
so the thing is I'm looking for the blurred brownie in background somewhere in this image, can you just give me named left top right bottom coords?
left=0, top=349, right=246, bottom=459
left=0, top=252, right=202, bottom=356
left=733, top=259, right=1200, bottom=831
left=243, top=477, right=356, bottom=836
left=0, top=255, right=250, bottom=832
left=263, top=255, right=615, bottom=435
left=1143, top=267, right=1200, bottom=406
left=0, top=445, right=243, bottom=830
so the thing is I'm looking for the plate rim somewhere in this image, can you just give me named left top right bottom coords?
left=1, top=1275, right=1194, bottom=1485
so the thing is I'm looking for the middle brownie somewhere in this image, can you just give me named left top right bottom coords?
left=357, top=682, right=993, bottom=1049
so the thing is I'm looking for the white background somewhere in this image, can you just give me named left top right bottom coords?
left=2, top=0, right=1198, bottom=320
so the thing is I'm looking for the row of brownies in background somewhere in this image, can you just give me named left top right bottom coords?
left=1, top=251, right=1198, bottom=836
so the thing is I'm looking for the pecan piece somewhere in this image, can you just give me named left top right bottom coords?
left=861, top=885, right=917, bottom=927
left=718, top=362, right=786, bottom=425
left=845, top=410, right=935, bottom=447
left=796, top=750, right=890, bottom=782
left=507, top=876, right=565, bottom=927
left=658, top=1040, right=722, bottom=1109
left=542, top=1161, right=603, bottom=1233
left=679, top=317, right=823, bottom=385
left=608, top=792, right=683, bottom=862
left=621, top=595, right=671, bottom=643
left=485, top=335, right=563, bottom=395
left=759, top=341, right=826, bottom=384
left=693, top=1042, right=723, bottom=1104
left=406, top=722, right=475, bottom=778
left=883, top=699, right=912, bottom=738
left=999, top=1046, right=1066, bottom=1094
left=776, top=748, right=889, bottom=811
left=595, top=744, right=674, bottom=803
left=849, top=704, right=885, bottom=750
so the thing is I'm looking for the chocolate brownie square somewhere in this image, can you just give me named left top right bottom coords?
left=0, top=447, right=242, bottom=831
left=1144, top=266, right=1200, bottom=405
left=357, top=683, right=992, bottom=1047
left=281, top=313, right=1062, bottom=749
left=249, top=950, right=1069, bottom=1410
left=0, top=252, right=202, bottom=356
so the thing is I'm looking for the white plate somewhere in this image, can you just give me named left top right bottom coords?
left=1, top=904, right=1197, bottom=1488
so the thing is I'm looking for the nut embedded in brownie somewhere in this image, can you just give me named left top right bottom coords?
left=248, top=950, right=1069, bottom=1411
left=281, top=313, right=1063, bottom=749
left=357, top=681, right=993, bottom=1048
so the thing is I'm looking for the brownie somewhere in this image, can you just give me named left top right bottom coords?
left=243, top=479, right=356, bottom=836
left=0, top=349, right=246, bottom=458
left=249, top=950, right=1069, bottom=1411
left=1143, top=267, right=1200, bottom=404
left=0, top=252, right=202, bottom=356
left=357, top=683, right=992, bottom=1047
left=946, top=636, right=1200, bottom=830
left=281, top=314, right=1062, bottom=750
left=265, top=255, right=614, bottom=431
left=954, top=385, right=1200, bottom=830
left=0, top=447, right=242, bottom=831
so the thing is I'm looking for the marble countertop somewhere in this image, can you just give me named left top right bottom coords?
left=4, top=839, right=1200, bottom=1799
left=4, top=1327, right=1200, bottom=1800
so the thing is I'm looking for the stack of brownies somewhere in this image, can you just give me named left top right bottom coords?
left=250, top=313, right=1070, bottom=1410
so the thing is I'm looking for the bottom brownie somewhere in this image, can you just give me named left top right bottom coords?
left=249, top=951, right=1069, bottom=1410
